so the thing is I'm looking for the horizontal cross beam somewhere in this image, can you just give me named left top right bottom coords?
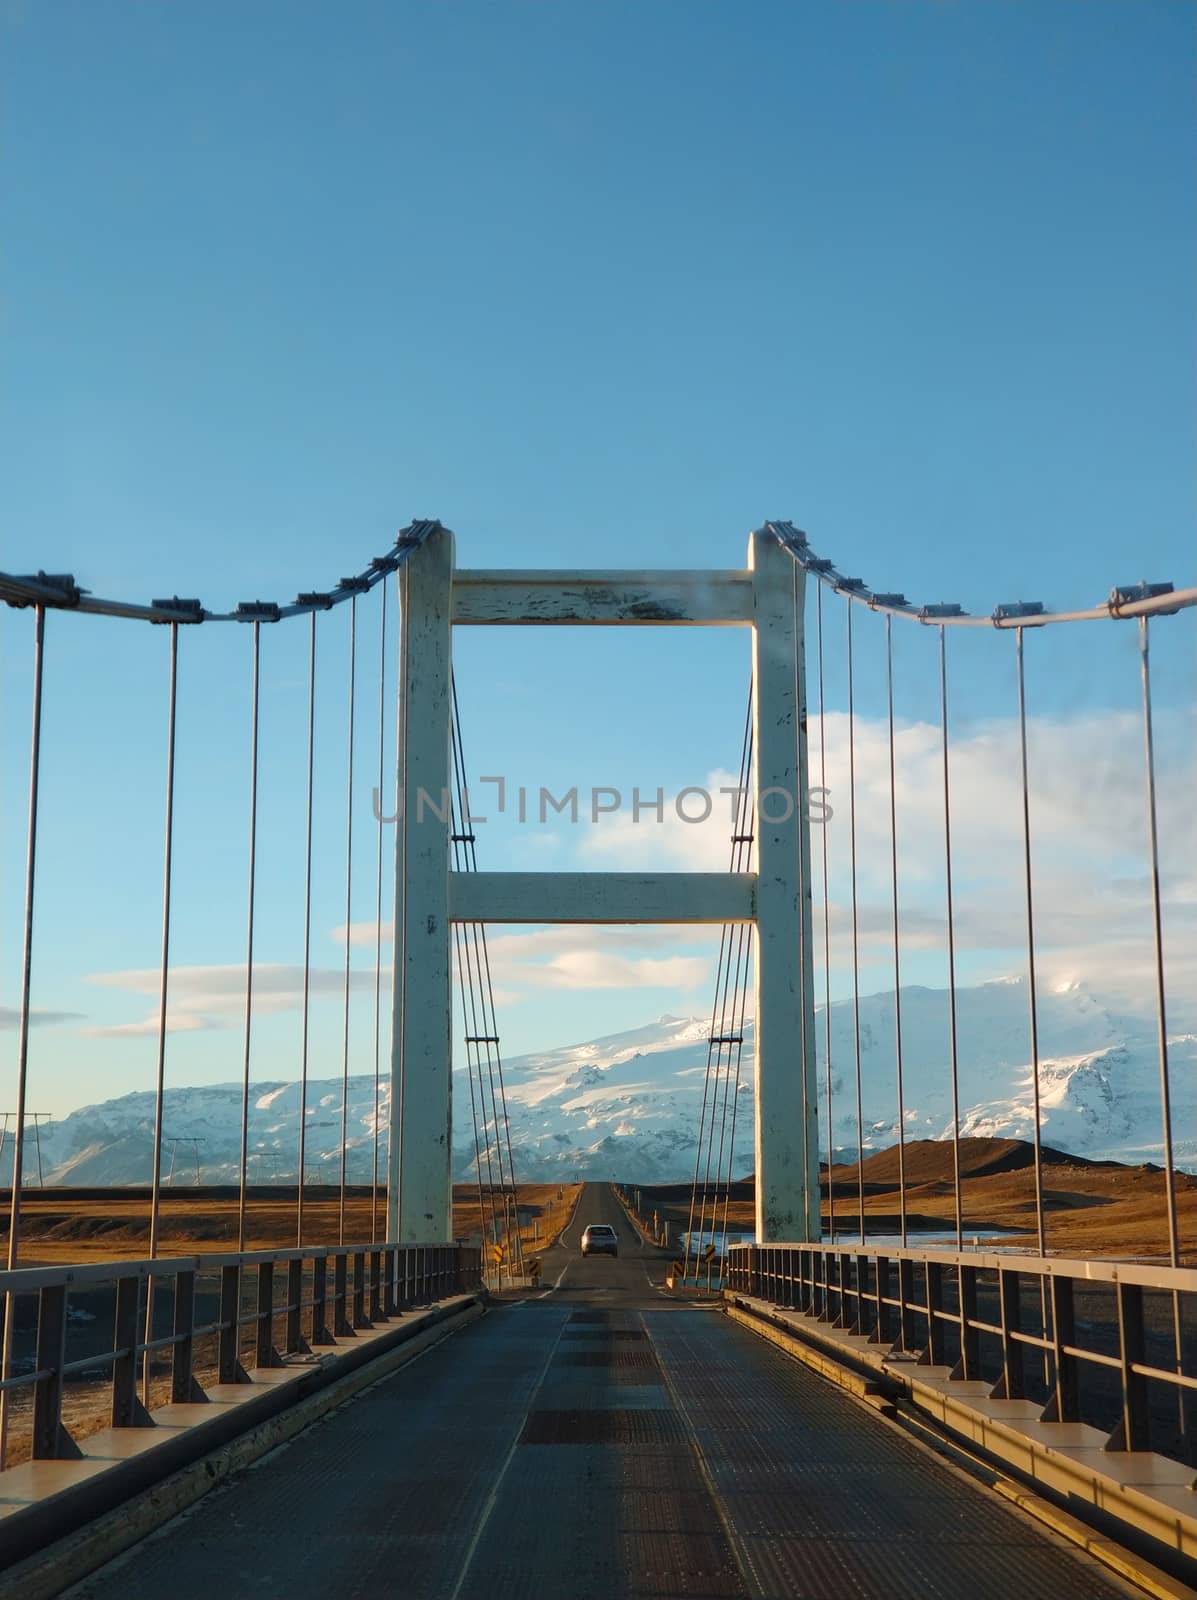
left=451, top=570, right=753, bottom=626
left=449, top=870, right=757, bottom=924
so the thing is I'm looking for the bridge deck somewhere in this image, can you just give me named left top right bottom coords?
left=65, top=1187, right=1135, bottom=1599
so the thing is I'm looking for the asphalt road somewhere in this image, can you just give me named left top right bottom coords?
left=65, top=1183, right=1135, bottom=1600
left=522, top=1179, right=675, bottom=1307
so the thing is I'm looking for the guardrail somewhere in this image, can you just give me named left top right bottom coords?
left=0, top=1240, right=482, bottom=1469
left=727, top=1242, right=1196, bottom=1469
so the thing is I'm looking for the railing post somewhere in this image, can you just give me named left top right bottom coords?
left=286, top=1258, right=304, bottom=1355
left=829, top=1253, right=845, bottom=1327
left=924, top=1262, right=946, bottom=1367
left=857, top=1254, right=872, bottom=1338
left=370, top=1249, right=384, bottom=1321
left=256, top=1263, right=278, bottom=1369
left=847, top=1253, right=863, bottom=1334
left=898, top=1257, right=917, bottom=1354
left=171, top=1269, right=201, bottom=1403
left=383, top=1246, right=398, bottom=1315
left=32, top=1284, right=75, bottom=1459
left=800, top=1248, right=814, bottom=1315
left=334, top=1253, right=353, bottom=1335
left=872, top=1255, right=891, bottom=1346
left=111, top=1272, right=150, bottom=1427
left=1044, top=1273, right=1078, bottom=1422
left=353, top=1251, right=369, bottom=1328
left=955, top=1265, right=980, bottom=1380
left=1109, top=1282, right=1149, bottom=1451
left=218, top=1264, right=243, bottom=1383
left=994, top=1268, right=1023, bottom=1399
left=311, top=1254, right=332, bottom=1346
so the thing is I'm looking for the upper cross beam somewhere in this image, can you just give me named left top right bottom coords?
left=450, top=871, right=757, bottom=925
left=451, top=570, right=754, bottom=625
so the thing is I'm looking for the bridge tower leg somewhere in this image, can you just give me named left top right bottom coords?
left=388, top=525, right=455, bottom=1244
left=750, top=529, right=821, bottom=1243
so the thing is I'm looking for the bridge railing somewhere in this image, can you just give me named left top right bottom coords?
left=727, top=1242, right=1196, bottom=1468
left=0, top=1239, right=481, bottom=1469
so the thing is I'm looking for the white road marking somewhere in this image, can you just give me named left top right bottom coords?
left=447, top=1315, right=569, bottom=1600
left=533, top=1258, right=572, bottom=1300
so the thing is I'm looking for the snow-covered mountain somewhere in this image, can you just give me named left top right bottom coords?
left=14, top=978, right=1195, bottom=1186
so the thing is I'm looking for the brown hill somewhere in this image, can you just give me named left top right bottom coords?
left=834, top=1137, right=1115, bottom=1187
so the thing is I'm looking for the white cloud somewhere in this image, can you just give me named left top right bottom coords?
left=512, top=950, right=709, bottom=991
left=84, top=962, right=387, bottom=1038
left=575, top=711, right=1196, bottom=1016
left=0, top=1006, right=83, bottom=1030
left=82, top=708, right=1195, bottom=1038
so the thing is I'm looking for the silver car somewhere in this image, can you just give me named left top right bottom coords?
left=580, top=1224, right=619, bottom=1258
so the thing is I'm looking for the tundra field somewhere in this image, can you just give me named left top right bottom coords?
left=2, top=1140, right=1193, bottom=1265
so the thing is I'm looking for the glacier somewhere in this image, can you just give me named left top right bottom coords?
left=10, top=976, right=1194, bottom=1186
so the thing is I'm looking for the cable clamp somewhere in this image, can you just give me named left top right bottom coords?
left=992, top=601, right=1045, bottom=627
left=1109, top=581, right=1177, bottom=617
left=1, top=571, right=83, bottom=609
left=396, top=519, right=445, bottom=549
left=150, top=597, right=204, bottom=624
left=767, top=519, right=810, bottom=550
left=235, top=601, right=282, bottom=622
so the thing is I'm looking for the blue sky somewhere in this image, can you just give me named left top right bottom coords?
left=1, top=0, right=1193, bottom=1121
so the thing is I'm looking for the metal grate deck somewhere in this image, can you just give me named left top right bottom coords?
left=66, top=1294, right=1140, bottom=1600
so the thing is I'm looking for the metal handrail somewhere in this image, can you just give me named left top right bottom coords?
left=727, top=1242, right=1195, bottom=1464
left=734, top=1238, right=1196, bottom=1291
left=0, top=1238, right=482, bottom=1470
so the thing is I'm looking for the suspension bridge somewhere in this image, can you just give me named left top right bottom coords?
left=0, top=522, right=1194, bottom=1598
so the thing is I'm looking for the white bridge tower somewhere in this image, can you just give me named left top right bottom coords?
left=389, top=526, right=820, bottom=1246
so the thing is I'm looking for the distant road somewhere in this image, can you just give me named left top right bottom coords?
left=520, top=1180, right=673, bottom=1306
